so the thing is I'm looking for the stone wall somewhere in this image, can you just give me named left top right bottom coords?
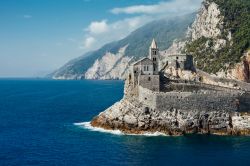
left=138, top=86, right=249, bottom=112
left=238, top=93, right=250, bottom=111
left=163, top=82, right=245, bottom=93
left=138, top=86, right=157, bottom=108
left=139, top=75, right=160, bottom=91
left=155, top=91, right=238, bottom=112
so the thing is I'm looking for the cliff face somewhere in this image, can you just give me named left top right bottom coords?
left=226, top=52, right=250, bottom=82
left=91, top=80, right=250, bottom=136
left=185, top=0, right=250, bottom=82
left=85, top=46, right=132, bottom=80
left=189, top=1, right=225, bottom=42
left=91, top=99, right=250, bottom=136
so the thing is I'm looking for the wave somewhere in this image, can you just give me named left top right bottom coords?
left=74, top=122, right=168, bottom=137
left=74, top=122, right=123, bottom=135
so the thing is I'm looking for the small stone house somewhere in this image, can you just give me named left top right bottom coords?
left=164, top=54, right=194, bottom=71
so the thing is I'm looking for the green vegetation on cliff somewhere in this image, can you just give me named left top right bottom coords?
left=186, top=0, right=250, bottom=74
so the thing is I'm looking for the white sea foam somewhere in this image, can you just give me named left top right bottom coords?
left=74, top=122, right=124, bottom=135
left=74, top=122, right=168, bottom=137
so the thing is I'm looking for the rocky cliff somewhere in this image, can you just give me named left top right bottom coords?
left=185, top=0, right=250, bottom=82
left=85, top=46, right=132, bottom=80
left=91, top=99, right=250, bottom=136
left=91, top=79, right=250, bottom=136
left=187, top=0, right=228, bottom=51
left=225, top=51, right=250, bottom=82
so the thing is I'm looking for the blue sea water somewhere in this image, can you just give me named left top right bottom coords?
left=0, top=79, right=250, bottom=166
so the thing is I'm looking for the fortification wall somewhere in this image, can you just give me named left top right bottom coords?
left=238, top=92, right=250, bottom=111
left=138, top=86, right=157, bottom=108
left=139, top=75, right=160, bottom=91
left=138, top=86, right=247, bottom=112
left=155, top=91, right=238, bottom=112
left=164, top=82, right=244, bottom=93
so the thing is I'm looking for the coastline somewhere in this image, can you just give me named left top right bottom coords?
left=76, top=119, right=250, bottom=137
left=89, top=86, right=250, bottom=136
left=74, top=122, right=169, bottom=137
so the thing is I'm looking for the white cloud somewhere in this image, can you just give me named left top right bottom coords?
left=111, top=0, right=202, bottom=15
left=86, top=20, right=109, bottom=34
left=111, top=4, right=158, bottom=15
left=23, top=14, right=32, bottom=19
left=80, top=0, right=203, bottom=52
left=80, top=15, right=153, bottom=50
left=81, top=36, right=96, bottom=49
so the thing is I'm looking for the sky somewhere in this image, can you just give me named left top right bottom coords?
left=0, top=0, right=202, bottom=77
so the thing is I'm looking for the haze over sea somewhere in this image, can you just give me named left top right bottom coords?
left=0, top=79, right=250, bottom=166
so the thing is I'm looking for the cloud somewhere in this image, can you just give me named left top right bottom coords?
left=111, top=0, right=202, bottom=15
left=86, top=20, right=109, bottom=34
left=81, top=36, right=96, bottom=49
left=23, top=14, right=32, bottom=19
left=80, top=0, right=203, bottom=51
left=80, top=15, right=153, bottom=50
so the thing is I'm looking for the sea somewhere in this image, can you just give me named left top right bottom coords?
left=0, top=79, right=250, bottom=166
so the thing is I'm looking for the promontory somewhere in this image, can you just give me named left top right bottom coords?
left=91, top=39, right=250, bottom=136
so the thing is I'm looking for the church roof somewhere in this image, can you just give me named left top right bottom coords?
left=132, top=57, right=152, bottom=66
left=150, top=39, right=157, bottom=49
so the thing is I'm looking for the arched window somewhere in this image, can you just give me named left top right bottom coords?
left=148, top=77, right=151, bottom=81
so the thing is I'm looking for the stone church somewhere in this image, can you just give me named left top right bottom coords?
left=129, top=39, right=194, bottom=92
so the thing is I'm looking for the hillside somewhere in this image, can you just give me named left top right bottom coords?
left=185, top=0, right=250, bottom=82
left=51, top=0, right=250, bottom=82
left=51, top=14, right=196, bottom=79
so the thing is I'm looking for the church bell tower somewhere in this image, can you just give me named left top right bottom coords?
left=149, top=39, right=159, bottom=74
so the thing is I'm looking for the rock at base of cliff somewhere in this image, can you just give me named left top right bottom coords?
left=91, top=98, right=250, bottom=136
